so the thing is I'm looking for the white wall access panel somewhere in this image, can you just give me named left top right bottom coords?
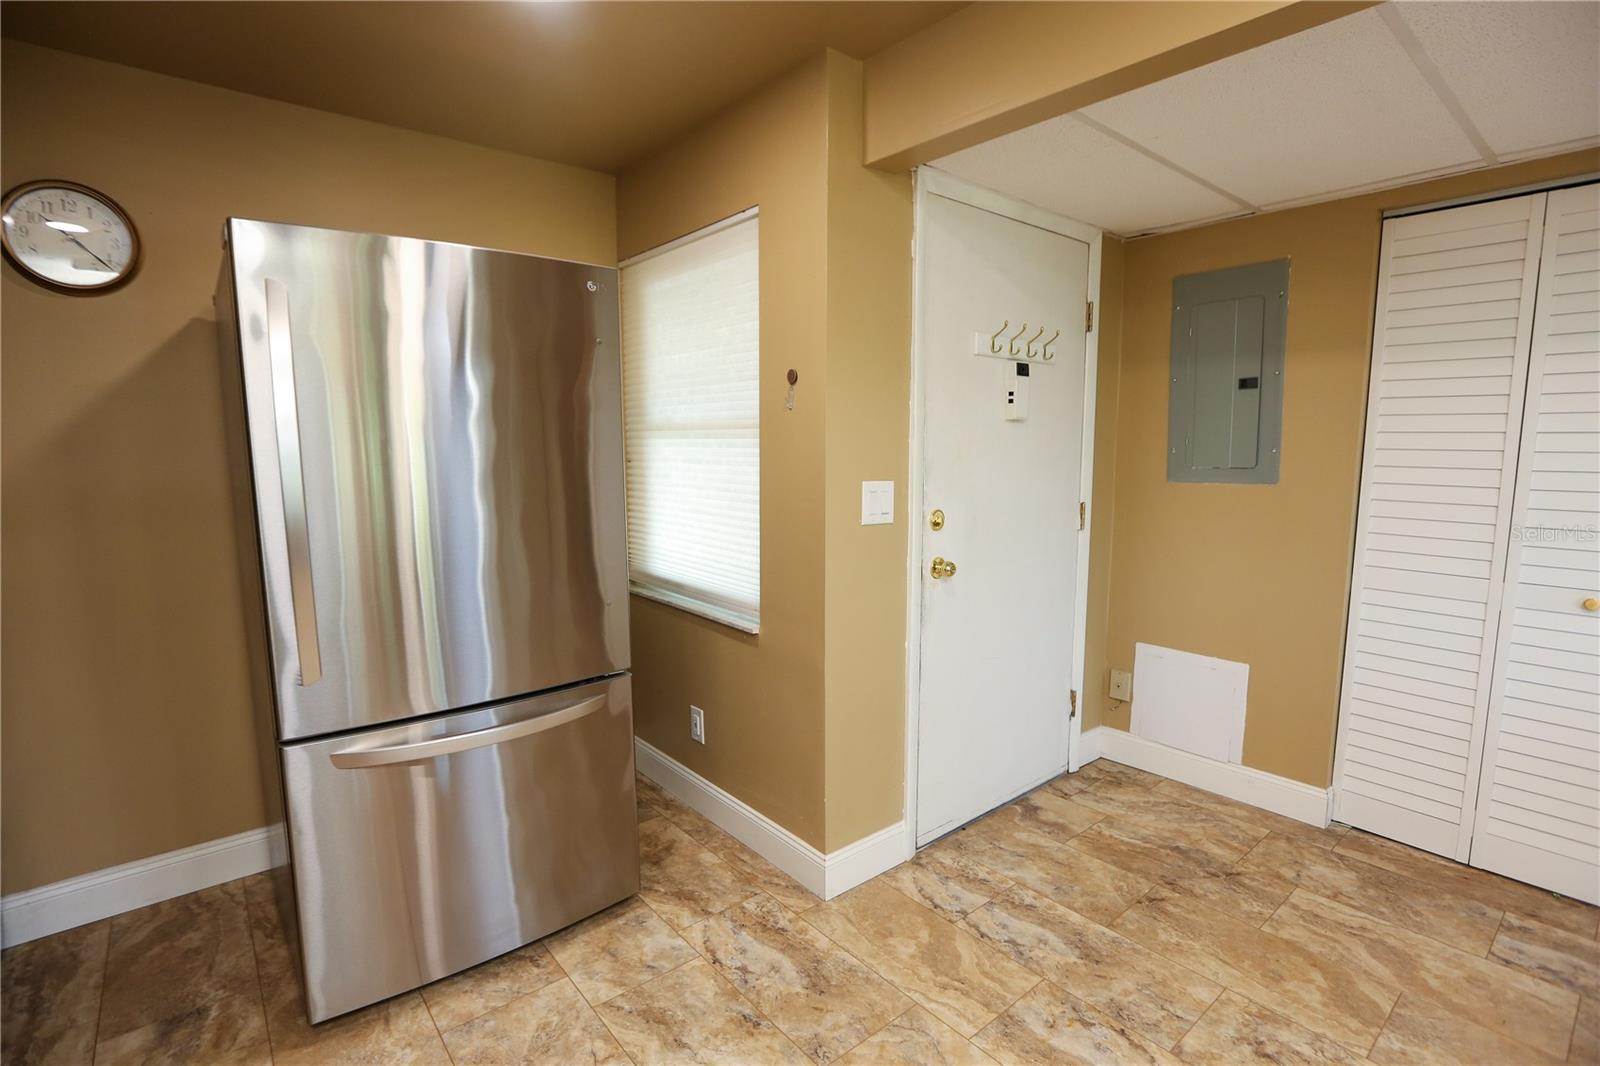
left=1468, top=183, right=1600, bottom=904
left=1333, top=192, right=1547, bottom=861
left=1131, top=643, right=1249, bottom=764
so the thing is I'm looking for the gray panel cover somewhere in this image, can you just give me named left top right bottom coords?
left=1168, top=259, right=1289, bottom=484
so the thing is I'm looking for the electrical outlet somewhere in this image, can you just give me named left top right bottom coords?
left=1109, top=669, right=1133, bottom=702
left=689, top=705, right=706, bottom=745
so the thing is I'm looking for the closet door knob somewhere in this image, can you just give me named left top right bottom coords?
left=1583, top=597, right=1599, bottom=612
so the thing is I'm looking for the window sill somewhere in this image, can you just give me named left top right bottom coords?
left=629, top=582, right=760, bottom=635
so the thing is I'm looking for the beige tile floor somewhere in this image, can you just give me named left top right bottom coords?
left=5, top=760, right=1597, bottom=1065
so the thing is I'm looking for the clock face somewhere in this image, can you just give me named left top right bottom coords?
left=2, top=181, right=139, bottom=292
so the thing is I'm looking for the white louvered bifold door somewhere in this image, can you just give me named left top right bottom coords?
left=1333, top=193, right=1548, bottom=860
left=1468, top=183, right=1600, bottom=904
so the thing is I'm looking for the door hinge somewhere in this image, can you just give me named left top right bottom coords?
left=1069, top=690, right=1078, bottom=719
left=1085, top=300, right=1095, bottom=333
left=1078, top=501, right=1086, bottom=530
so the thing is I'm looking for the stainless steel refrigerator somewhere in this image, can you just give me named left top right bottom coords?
left=217, top=219, right=637, bottom=1023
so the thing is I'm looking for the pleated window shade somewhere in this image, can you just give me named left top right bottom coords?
left=620, top=211, right=760, bottom=633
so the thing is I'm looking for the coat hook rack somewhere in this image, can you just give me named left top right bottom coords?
left=1023, top=325, right=1045, bottom=359
left=1007, top=321, right=1029, bottom=357
left=1041, top=329, right=1060, bottom=360
left=971, top=320, right=1066, bottom=364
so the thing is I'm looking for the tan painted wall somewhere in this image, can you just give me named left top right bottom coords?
left=1103, top=151, right=1600, bottom=788
left=0, top=41, right=616, bottom=893
left=619, top=52, right=914, bottom=852
left=13, top=24, right=1583, bottom=897
left=821, top=54, right=913, bottom=852
left=862, top=1, right=1372, bottom=170
left=618, top=56, right=833, bottom=847
left=1080, top=237, right=1126, bottom=733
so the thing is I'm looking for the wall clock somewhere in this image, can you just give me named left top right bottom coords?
left=2, top=180, right=140, bottom=294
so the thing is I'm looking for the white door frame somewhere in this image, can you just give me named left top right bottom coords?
left=903, top=166, right=1104, bottom=857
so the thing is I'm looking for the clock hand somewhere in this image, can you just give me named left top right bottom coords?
left=65, top=234, right=114, bottom=272
left=40, top=214, right=116, bottom=272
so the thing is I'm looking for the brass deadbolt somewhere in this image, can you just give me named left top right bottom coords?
left=1584, top=597, right=1600, bottom=612
left=929, top=509, right=945, bottom=531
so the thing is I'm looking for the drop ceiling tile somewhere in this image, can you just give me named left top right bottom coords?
left=1082, top=7, right=1483, bottom=208
left=1392, top=0, right=1600, bottom=157
left=931, top=114, right=1244, bottom=236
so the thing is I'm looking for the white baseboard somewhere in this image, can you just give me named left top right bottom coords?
left=822, top=822, right=910, bottom=898
left=1, top=824, right=286, bottom=948
left=3, top=738, right=915, bottom=950
left=634, top=738, right=908, bottom=900
left=1098, top=727, right=1331, bottom=828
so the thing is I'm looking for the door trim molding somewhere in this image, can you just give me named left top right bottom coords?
left=1382, top=169, right=1598, bottom=219
left=1, top=825, right=287, bottom=948
left=904, top=166, right=1104, bottom=860
left=634, top=739, right=908, bottom=901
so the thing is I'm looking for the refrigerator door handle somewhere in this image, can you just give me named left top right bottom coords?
left=329, top=694, right=608, bottom=769
left=265, top=278, right=322, bottom=687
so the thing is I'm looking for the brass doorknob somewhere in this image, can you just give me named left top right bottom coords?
left=930, top=557, right=957, bottom=579
left=1584, top=597, right=1600, bottom=612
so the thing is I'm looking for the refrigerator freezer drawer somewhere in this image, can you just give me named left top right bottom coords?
left=279, top=675, right=638, bottom=1022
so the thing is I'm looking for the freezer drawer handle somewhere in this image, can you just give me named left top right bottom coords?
left=328, top=694, right=607, bottom=769
left=265, top=278, right=322, bottom=687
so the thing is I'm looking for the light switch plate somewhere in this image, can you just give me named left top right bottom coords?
left=861, top=480, right=894, bottom=525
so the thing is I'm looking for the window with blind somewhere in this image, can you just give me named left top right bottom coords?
left=620, top=210, right=760, bottom=633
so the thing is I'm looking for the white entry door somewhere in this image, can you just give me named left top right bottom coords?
left=914, top=186, right=1090, bottom=846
